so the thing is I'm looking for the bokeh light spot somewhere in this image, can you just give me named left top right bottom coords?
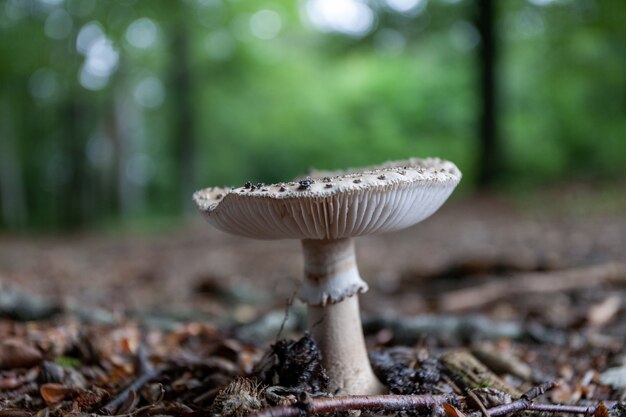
left=385, top=0, right=427, bottom=15
left=125, top=18, right=158, bottom=49
left=77, top=21, right=105, bottom=54
left=79, top=65, right=109, bottom=91
left=305, top=0, right=375, bottom=37
left=85, top=38, right=119, bottom=77
left=374, top=29, right=406, bottom=55
left=249, top=9, right=282, bottom=40
left=44, top=9, right=73, bottom=40
left=38, top=0, right=63, bottom=6
left=133, top=77, right=165, bottom=109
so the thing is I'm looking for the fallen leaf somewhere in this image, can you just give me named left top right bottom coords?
left=594, top=401, right=609, bottom=417
left=443, top=403, right=468, bottom=417
left=0, top=340, right=43, bottom=369
left=40, top=383, right=74, bottom=405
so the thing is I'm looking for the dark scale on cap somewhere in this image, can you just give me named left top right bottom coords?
left=216, top=194, right=223, bottom=199
left=377, top=175, right=386, bottom=180
left=399, top=170, right=406, bottom=175
left=279, top=186, right=286, bottom=192
left=261, top=188, right=268, bottom=192
left=244, top=181, right=252, bottom=189
left=325, top=183, right=333, bottom=188
left=298, top=177, right=314, bottom=190
left=322, top=177, right=332, bottom=183
left=353, top=179, right=362, bottom=184
left=257, top=183, right=264, bottom=188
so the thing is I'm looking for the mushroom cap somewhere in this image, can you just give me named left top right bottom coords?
left=193, top=158, right=461, bottom=240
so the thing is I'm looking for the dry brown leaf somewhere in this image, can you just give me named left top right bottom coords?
left=40, top=383, right=74, bottom=405
left=0, top=339, right=42, bottom=370
left=443, top=403, right=468, bottom=417
left=594, top=401, right=610, bottom=417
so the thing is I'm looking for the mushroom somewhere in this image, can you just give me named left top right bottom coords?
left=193, top=158, right=461, bottom=395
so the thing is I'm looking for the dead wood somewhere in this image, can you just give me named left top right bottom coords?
left=470, top=343, right=540, bottom=383
left=248, top=394, right=457, bottom=417
left=440, top=350, right=522, bottom=398
left=439, top=262, right=626, bottom=312
left=247, top=387, right=619, bottom=417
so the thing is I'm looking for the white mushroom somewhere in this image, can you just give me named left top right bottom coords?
left=193, top=157, right=462, bottom=395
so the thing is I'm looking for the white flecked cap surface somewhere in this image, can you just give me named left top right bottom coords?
left=193, top=158, right=461, bottom=240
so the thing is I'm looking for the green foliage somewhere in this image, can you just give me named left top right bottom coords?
left=0, top=0, right=624, bottom=230
left=54, top=356, right=81, bottom=368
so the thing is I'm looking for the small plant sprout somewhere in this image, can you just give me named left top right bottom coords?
left=193, top=158, right=462, bottom=395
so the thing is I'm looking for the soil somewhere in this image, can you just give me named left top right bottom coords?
left=0, top=187, right=625, bottom=416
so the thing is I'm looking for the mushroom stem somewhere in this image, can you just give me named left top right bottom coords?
left=299, top=238, right=368, bottom=306
left=300, top=238, right=384, bottom=395
left=308, top=296, right=384, bottom=395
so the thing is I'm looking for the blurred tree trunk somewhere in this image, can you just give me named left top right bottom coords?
left=0, top=96, right=27, bottom=229
left=60, top=99, right=86, bottom=229
left=475, top=0, right=500, bottom=186
left=170, top=22, right=195, bottom=212
left=113, top=81, right=146, bottom=216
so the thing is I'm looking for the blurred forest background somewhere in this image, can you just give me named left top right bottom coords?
left=0, top=0, right=624, bottom=231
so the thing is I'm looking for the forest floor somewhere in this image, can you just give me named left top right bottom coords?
left=0, top=184, right=625, bottom=416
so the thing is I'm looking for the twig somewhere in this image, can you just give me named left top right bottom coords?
left=527, top=403, right=599, bottom=414
left=275, top=291, right=297, bottom=341
left=439, top=262, right=626, bottom=312
left=101, top=345, right=161, bottom=415
left=466, top=390, right=490, bottom=417
left=248, top=390, right=620, bottom=417
left=249, top=394, right=456, bottom=417
left=467, top=381, right=556, bottom=417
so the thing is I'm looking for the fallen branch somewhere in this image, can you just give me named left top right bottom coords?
left=248, top=381, right=622, bottom=417
left=439, top=262, right=626, bottom=312
left=440, top=350, right=522, bottom=397
left=249, top=394, right=457, bottom=417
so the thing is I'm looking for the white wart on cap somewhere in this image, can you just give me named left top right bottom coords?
left=193, top=157, right=461, bottom=241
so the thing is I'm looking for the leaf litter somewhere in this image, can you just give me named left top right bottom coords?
left=0, top=194, right=625, bottom=416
